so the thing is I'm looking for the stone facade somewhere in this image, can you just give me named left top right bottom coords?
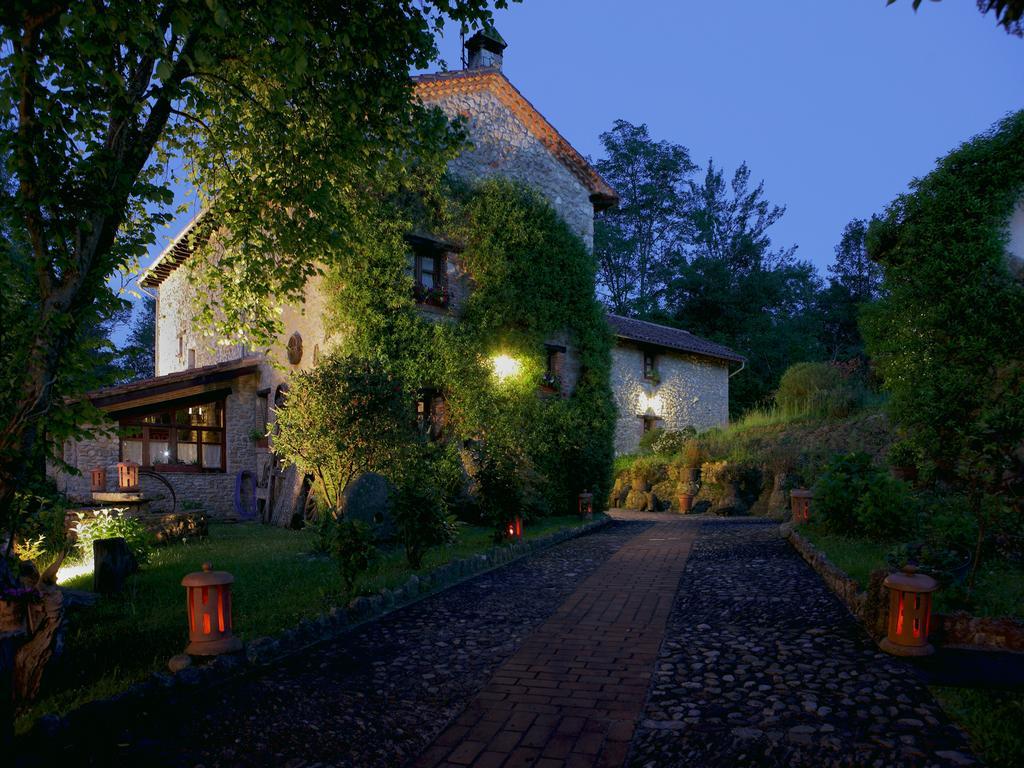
left=419, top=85, right=597, bottom=250
left=611, top=342, right=730, bottom=455
left=53, top=373, right=261, bottom=519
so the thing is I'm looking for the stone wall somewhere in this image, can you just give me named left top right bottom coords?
left=610, top=342, right=730, bottom=455
left=51, top=374, right=260, bottom=519
left=420, top=86, right=596, bottom=250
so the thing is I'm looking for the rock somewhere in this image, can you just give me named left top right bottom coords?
left=342, top=472, right=396, bottom=542
left=168, top=654, right=192, bottom=673
left=92, top=537, right=138, bottom=594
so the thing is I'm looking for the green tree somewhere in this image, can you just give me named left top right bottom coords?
left=664, top=160, right=822, bottom=413
left=272, top=353, right=414, bottom=517
left=0, top=0, right=504, bottom=572
left=115, top=295, right=156, bottom=381
left=889, top=0, right=1023, bottom=36
left=593, top=120, right=695, bottom=315
left=818, top=218, right=883, bottom=361
left=862, top=111, right=1024, bottom=584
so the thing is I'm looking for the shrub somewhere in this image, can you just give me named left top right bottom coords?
left=392, top=452, right=459, bottom=569
left=855, top=473, right=917, bottom=541
left=72, top=509, right=154, bottom=565
left=637, top=427, right=664, bottom=455
left=775, top=362, right=862, bottom=418
left=331, top=518, right=376, bottom=595
left=629, top=455, right=669, bottom=489
left=813, top=452, right=877, bottom=535
left=680, top=437, right=704, bottom=468
left=815, top=452, right=918, bottom=540
left=473, top=441, right=529, bottom=539
left=648, top=427, right=696, bottom=456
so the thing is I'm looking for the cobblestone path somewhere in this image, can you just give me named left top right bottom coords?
left=627, top=517, right=976, bottom=768
left=41, top=523, right=646, bottom=768
left=414, top=519, right=697, bottom=768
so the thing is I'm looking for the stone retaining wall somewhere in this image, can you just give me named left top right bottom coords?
left=786, top=526, right=1024, bottom=653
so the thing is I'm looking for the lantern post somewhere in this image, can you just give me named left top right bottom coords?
left=578, top=490, right=594, bottom=520
left=880, top=565, right=938, bottom=657
left=790, top=488, right=813, bottom=523
left=90, top=468, right=107, bottom=493
left=505, top=515, right=524, bottom=542
left=117, top=461, right=139, bottom=492
left=181, top=563, right=242, bottom=655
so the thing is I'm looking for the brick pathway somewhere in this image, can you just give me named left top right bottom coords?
left=413, top=520, right=698, bottom=768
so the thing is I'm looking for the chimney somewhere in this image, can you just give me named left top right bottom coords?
left=465, top=25, right=507, bottom=70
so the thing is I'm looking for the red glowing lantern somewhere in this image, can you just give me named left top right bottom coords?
left=505, top=515, right=523, bottom=541
left=880, top=565, right=938, bottom=656
left=91, top=467, right=107, bottom=492
left=117, top=461, right=139, bottom=492
left=790, top=488, right=813, bottom=523
left=578, top=490, right=594, bottom=519
left=181, top=563, right=242, bottom=655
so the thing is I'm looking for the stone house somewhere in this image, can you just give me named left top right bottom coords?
left=51, top=30, right=741, bottom=519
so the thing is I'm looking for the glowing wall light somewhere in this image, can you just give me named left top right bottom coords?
left=637, top=390, right=663, bottom=416
left=491, top=354, right=521, bottom=382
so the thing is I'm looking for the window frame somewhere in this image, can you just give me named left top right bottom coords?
left=409, top=246, right=449, bottom=307
left=415, top=388, right=447, bottom=442
left=643, top=350, right=658, bottom=381
left=118, top=397, right=228, bottom=473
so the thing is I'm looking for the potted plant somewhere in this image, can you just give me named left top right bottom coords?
left=540, top=371, right=561, bottom=394
left=888, top=441, right=919, bottom=483
left=681, top=438, right=704, bottom=483
left=678, top=480, right=700, bottom=514
left=249, top=426, right=269, bottom=448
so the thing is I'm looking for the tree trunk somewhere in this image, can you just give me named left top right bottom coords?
left=13, top=586, right=64, bottom=702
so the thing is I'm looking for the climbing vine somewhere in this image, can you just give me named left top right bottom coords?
left=325, top=178, right=615, bottom=516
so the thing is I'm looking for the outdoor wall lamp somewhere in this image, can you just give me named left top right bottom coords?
left=491, top=354, right=521, bottom=381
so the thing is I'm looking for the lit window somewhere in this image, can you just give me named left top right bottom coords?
left=118, top=399, right=226, bottom=472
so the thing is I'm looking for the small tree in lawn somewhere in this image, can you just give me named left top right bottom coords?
left=273, top=353, right=412, bottom=518
left=392, top=446, right=458, bottom=569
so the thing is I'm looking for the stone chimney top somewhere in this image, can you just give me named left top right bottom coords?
left=465, top=25, right=507, bottom=70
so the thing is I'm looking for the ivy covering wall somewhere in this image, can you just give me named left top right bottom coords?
left=325, top=178, right=616, bottom=516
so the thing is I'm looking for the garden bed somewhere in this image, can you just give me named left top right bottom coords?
left=18, top=515, right=601, bottom=733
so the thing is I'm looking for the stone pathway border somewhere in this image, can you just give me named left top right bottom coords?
left=414, top=518, right=697, bottom=768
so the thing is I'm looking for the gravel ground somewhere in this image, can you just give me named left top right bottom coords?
left=627, top=519, right=977, bottom=768
left=50, top=521, right=646, bottom=768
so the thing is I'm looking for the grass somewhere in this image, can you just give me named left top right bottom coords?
left=797, top=523, right=1024, bottom=619
left=17, top=514, right=596, bottom=733
left=931, top=686, right=1024, bottom=768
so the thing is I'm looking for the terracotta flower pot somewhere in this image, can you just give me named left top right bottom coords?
left=678, top=494, right=695, bottom=514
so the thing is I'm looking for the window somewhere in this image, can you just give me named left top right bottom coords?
left=643, top=350, right=657, bottom=380
left=119, top=398, right=226, bottom=472
left=542, top=344, right=565, bottom=392
left=642, top=415, right=659, bottom=434
left=408, top=247, right=448, bottom=307
left=187, top=348, right=196, bottom=369
left=416, top=389, right=447, bottom=442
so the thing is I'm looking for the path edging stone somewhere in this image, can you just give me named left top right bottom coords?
left=786, top=525, right=1024, bottom=653
left=18, top=516, right=612, bottom=754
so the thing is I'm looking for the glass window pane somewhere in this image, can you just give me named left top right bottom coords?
left=202, top=443, right=222, bottom=469
left=151, top=441, right=170, bottom=464
left=121, top=440, right=143, bottom=464
left=178, top=442, right=198, bottom=465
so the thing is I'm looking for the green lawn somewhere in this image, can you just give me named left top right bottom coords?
left=796, top=524, right=1023, bottom=619
left=18, top=514, right=598, bottom=733
left=931, top=686, right=1024, bottom=768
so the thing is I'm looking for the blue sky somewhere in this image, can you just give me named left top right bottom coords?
left=133, top=1, right=1022, bottom=323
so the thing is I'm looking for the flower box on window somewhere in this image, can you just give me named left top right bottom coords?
left=413, top=282, right=449, bottom=308
left=540, top=371, right=562, bottom=394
